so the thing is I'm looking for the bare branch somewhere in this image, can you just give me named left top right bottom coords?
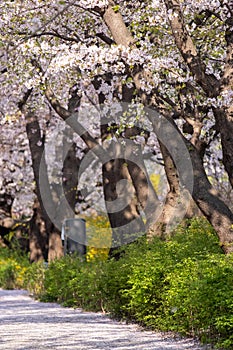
left=20, top=30, right=81, bottom=44
left=18, top=88, right=33, bottom=112
left=96, top=32, right=115, bottom=45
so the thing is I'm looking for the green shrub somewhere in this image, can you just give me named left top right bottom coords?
left=98, top=256, right=133, bottom=316
left=2, top=217, right=233, bottom=349
left=41, top=254, right=82, bottom=304
left=67, top=261, right=105, bottom=310
left=24, top=261, right=46, bottom=297
left=0, top=247, right=30, bottom=289
left=40, top=254, right=105, bottom=310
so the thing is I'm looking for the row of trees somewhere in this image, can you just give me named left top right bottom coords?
left=0, top=0, right=233, bottom=261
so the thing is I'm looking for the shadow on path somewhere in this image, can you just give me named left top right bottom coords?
left=0, top=289, right=207, bottom=350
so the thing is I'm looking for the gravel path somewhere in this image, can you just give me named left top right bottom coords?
left=0, top=289, right=209, bottom=350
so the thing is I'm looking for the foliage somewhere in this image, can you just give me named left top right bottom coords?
left=41, top=254, right=105, bottom=310
left=37, top=218, right=233, bottom=348
left=0, top=0, right=232, bottom=344
left=23, top=261, right=46, bottom=297
left=0, top=247, right=30, bottom=289
left=1, top=217, right=233, bottom=348
left=85, top=215, right=111, bottom=262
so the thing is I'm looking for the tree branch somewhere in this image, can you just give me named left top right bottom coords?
left=44, top=84, right=100, bottom=151
left=101, top=1, right=135, bottom=47
left=164, top=0, right=220, bottom=97
left=30, top=58, right=103, bottom=152
left=96, top=32, right=115, bottom=45
left=18, top=88, right=33, bottom=111
left=23, top=30, right=81, bottom=44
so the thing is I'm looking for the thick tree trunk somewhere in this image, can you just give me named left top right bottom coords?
left=26, top=113, right=49, bottom=261
left=26, top=112, right=63, bottom=261
left=213, top=107, right=233, bottom=189
left=215, top=15, right=233, bottom=188
left=48, top=139, right=81, bottom=262
left=121, top=75, right=161, bottom=227
left=29, top=198, right=47, bottom=262
left=62, top=141, right=80, bottom=217
left=150, top=116, right=233, bottom=253
left=190, top=146, right=233, bottom=253
left=102, top=159, right=145, bottom=247
left=147, top=141, right=202, bottom=239
left=124, top=140, right=161, bottom=229
left=101, top=125, right=145, bottom=248
left=147, top=141, right=180, bottom=239
left=100, top=2, right=189, bottom=239
left=92, top=74, right=146, bottom=248
left=213, top=15, right=233, bottom=188
left=48, top=228, right=64, bottom=262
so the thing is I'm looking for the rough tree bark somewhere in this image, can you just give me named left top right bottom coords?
left=48, top=89, right=84, bottom=261
left=123, top=134, right=161, bottom=229
left=25, top=113, right=50, bottom=261
left=91, top=75, right=146, bottom=246
left=150, top=115, right=233, bottom=253
left=25, top=110, right=64, bottom=262
left=214, top=14, right=233, bottom=188
left=18, top=89, right=63, bottom=261
left=121, top=80, right=161, bottom=230
left=147, top=141, right=181, bottom=239
left=22, top=86, right=86, bottom=261
left=28, top=197, right=47, bottom=262
left=101, top=123, right=145, bottom=248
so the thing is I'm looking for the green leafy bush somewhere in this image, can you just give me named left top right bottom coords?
left=1, top=217, right=233, bottom=349
left=24, top=261, right=46, bottom=297
left=0, top=247, right=30, bottom=289
left=41, top=255, right=107, bottom=311
left=40, top=218, right=233, bottom=348
left=41, top=254, right=83, bottom=304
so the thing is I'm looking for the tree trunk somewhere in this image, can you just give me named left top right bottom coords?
left=29, top=198, right=47, bottom=262
left=213, top=107, right=233, bottom=189
left=164, top=1, right=233, bottom=189
left=124, top=139, right=161, bottom=229
left=147, top=140, right=194, bottom=239
left=48, top=228, right=64, bottom=262
left=190, top=145, right=233, bottom=253
left=101, top=125, right=145, bottom=248
left=99, top=3, right=233, bottom=252
left=61, top=140, right=81, bottom=217
left=147, top=141, right=179, bottom=238
left=47, top=138, right=81, bottom=262
left=43, top=2, right=233, bottom=252
left=213, top=15, right=233, bottom=188
left=150, top=116, right=233, bottom=253
left=25, top=112, right=63, bottom=261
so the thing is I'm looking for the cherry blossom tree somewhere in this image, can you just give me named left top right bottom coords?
left=1, top=0, right=233, bottom=254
